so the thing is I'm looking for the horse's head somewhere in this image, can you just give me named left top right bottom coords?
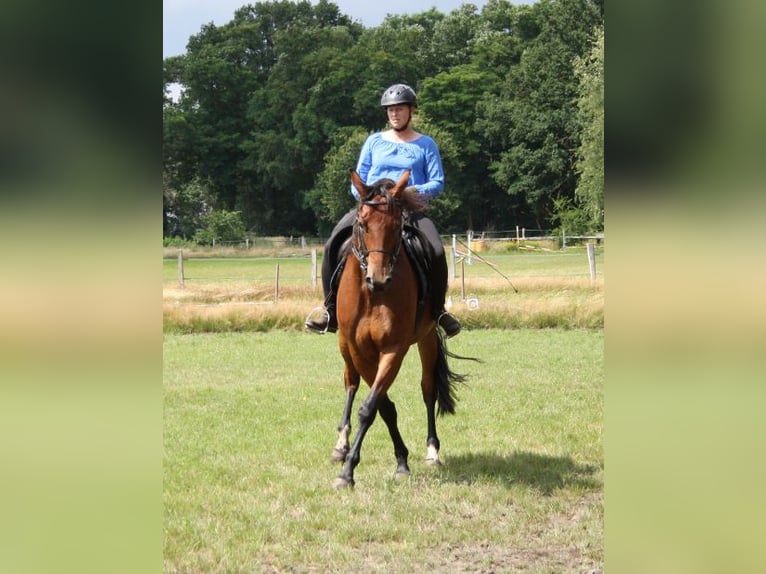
left=350, top=169, right=412, bottom=292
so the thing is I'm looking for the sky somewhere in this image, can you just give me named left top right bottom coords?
left=163, top=0, right=528, bottom=59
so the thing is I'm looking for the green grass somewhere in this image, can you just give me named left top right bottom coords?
left=164, top=329, right=603, bottom=573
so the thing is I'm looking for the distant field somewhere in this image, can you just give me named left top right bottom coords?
left=164, top=328, right=603, bottom=573
left=162, top=246, right=604, bottom=287
left=162, top=248, right=604, bottom=333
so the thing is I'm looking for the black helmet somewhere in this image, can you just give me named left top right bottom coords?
left=380, top=83, right=417, bottom=107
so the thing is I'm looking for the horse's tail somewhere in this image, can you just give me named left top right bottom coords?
left=433, top=331, right=480, bottom=417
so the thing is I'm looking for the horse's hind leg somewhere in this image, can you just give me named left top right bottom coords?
left=419, top=334, right=443, bottom=466
left=331, top=365, right=359, bottom=462
left=422, top=387, right=441, bottom=466
left=378, top=395, right=410, bottom=477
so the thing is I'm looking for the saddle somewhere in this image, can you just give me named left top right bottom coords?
left=331, top=225, right=434, bottom=328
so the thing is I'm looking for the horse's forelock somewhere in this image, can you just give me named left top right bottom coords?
left=367, top=178, right=426, bottom=213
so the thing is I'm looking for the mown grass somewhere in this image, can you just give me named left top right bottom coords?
left=164, top=329, right=603, bottom=573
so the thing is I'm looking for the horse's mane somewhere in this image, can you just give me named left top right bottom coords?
left=370, top=178, right=428, bottom=214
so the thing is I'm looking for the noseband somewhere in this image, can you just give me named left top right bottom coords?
left=351, top=193, right=404, bottom=277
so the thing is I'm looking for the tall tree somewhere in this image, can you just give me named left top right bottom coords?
left=573, top=24, right=604, bottom=231
left=478, top=0, right=602, bottom=229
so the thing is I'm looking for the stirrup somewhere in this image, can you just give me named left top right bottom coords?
left=437, top=311, right=461, bottom=338
left=305, top=306, right=334, bottom=334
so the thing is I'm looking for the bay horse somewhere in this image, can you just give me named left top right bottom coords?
left=330, top=169, right=469, bottom=489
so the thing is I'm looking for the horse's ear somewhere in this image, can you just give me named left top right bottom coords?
left=350, top=169, right=370, bottom=200
left=391, top=170, right=411, bottom=198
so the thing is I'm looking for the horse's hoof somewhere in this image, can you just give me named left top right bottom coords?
left=333, top=477, right=355, bottom=490
left=425, top=457, right=443, bottom=467
left=330, top=448, right=348, bottom=463
left=394, top=469, right=411, bottom=480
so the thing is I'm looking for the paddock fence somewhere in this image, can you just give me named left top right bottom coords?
left=164, top=230, right=604, bottom=301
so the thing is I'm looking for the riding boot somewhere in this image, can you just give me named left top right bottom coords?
left=430, top=244, right=461, bottom=338
left=437, top=311, right=461, bottom=338
left=305, top=215, right=353, bottom=334
left=305, top=298, right=337, bottom=334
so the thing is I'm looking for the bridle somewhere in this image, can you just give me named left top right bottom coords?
left=351, top=192, right=405, bottom=277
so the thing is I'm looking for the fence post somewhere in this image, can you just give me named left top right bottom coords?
left=311, top=249, right=318, bottom=289
left=177, top=249, right=184, bottom=289
left=450, top=245, right=456, bottom=280
left=460, top=259, right=466, bottom=301
left=516, top=225, right=520, bottom=246
left=562, top=228, right=567, bottom=249
left=466, top=230, right=473, bottom=265
left=587, top=242, right=597, bottom=283
left=274, top=263, right=280, bottom=303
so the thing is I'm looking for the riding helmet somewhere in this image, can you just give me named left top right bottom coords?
left=380, top=83, right=417, bottom=107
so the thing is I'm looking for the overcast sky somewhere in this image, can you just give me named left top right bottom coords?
left=164, top=0, right=531, bottom=58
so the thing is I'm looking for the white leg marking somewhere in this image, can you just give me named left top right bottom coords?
left=425, top=444, right=442, bottom=466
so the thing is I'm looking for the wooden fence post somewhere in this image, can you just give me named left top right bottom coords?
left=587, top=242, right=597, bottom=283
left=177, top=249, right=184, bottom=289
left=311, top=248, right=318, bottom=289
left=450, top=245, right=456, bottom=281
left=461, top=259, right=466, bottom=301
left=274, top=263, right=280, bottom=303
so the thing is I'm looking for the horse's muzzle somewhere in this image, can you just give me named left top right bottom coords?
left=366, top=275, right=391, bottom=292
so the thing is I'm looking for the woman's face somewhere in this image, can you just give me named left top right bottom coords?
left=386, top=105, right=411, bottom=130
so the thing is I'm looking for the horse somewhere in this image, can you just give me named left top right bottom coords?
left=330, top=168, right=470, bottom=489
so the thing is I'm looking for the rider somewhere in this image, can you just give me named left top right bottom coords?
left=305, top=83, right=461, bottom=338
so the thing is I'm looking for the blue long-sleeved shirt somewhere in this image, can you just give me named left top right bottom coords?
left=351, top=132, right=445, bottom=200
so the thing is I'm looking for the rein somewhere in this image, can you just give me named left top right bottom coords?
left=351, top=195, right=405, bottom=276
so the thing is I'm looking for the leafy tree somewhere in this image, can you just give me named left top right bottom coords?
left=429, top=4, right=481, bottom=70
left=306, top=127, right=370, bottom=235
left=163, top=178, right=213, bottom=239
left=193, top=209, right=247, bottom=245
left=478, top=0, right=602, bottom=229
left=573, top=24, right=604, bottom=231
left=163, top=0, right=605, bottom=237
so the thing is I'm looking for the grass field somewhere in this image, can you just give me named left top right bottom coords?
left=163, top=329, right=603, bottom=573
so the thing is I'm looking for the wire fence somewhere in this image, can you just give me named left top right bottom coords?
left=165, top=228, right=605, bottom=251
left=164, top=232, right=604, bottom=298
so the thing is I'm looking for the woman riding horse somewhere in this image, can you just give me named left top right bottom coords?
left=305, top=83, right=461, bottom=338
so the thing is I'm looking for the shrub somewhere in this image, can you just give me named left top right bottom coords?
left=193, top=209, right=246, bottom=245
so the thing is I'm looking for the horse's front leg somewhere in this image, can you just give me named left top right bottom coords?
left=333, top=390, right=380, bottom=489
left=331, top=364, right=359, bottom=463
left=334, top=352, right=405, bottom=489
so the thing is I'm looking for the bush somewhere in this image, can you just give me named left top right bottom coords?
left=163, top=236, right=196, bottom=248
left=193, top=209, right=246, bottom=245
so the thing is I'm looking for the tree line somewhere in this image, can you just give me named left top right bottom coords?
left=163, top=0, right=603, bottom=242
